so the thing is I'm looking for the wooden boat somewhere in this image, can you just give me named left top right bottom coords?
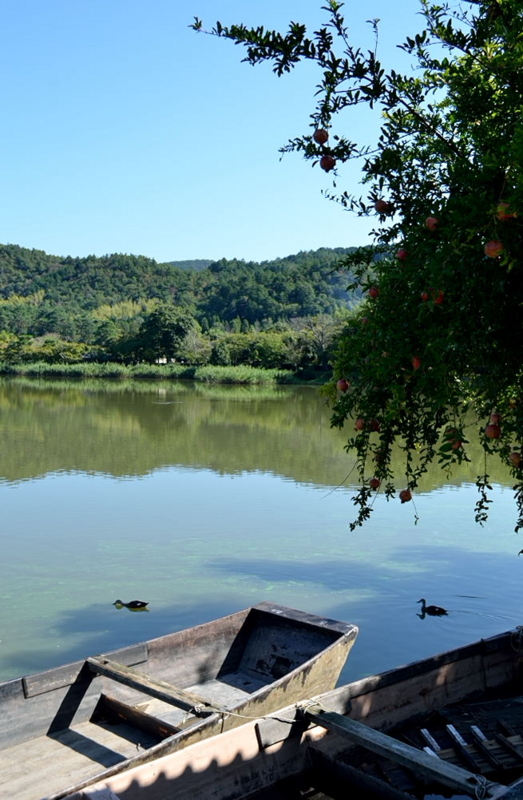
left=70, top=626, right=523, bottom=800
left=0, top=602, right=358, bottom=800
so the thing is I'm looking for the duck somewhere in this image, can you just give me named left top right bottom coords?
left=113, top=599, right=149, bottom=609
left=417, top=598, right=448, bottom=616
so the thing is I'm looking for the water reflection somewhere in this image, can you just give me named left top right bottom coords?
left=0, top=378, right=348, bottom=486
left=0, top=377, right=514, bottom=492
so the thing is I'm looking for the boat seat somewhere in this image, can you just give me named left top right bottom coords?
left=87, top=657, right=216, bottom=717
left=93, top=694, right=182, bottom=740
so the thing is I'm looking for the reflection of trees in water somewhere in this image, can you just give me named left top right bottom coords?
left=0, top=378, right=512, bottom=492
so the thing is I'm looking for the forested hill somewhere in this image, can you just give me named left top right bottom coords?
left=169, top=259, right=214, bottom=271
left=0, top=245, right=190, bottom=309
left=0, top=244, right=361, bottom=339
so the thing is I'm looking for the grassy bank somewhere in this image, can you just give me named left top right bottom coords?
left=0, top=361, right=302, bottom=385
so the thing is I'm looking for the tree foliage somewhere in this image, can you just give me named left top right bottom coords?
left=0, top=244, right=356, bottom=339
left=135, top=303, right=198, bottom=362
left=194, top=0, right=523, bottom=529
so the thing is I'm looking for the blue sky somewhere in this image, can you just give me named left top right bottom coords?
left=1, top=0, right=421, bottom=263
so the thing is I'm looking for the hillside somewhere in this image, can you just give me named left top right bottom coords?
left=0, top=245, right=192, bottom=309
left=169, top=259, right=214, bottom=271
left=0, top=243, right=360, bottom=340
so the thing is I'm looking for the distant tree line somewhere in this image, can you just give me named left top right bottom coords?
left=0, top=244, right=361, bottom=372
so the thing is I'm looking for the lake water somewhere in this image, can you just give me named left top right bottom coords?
left=1, top=377, right=522, bottom=686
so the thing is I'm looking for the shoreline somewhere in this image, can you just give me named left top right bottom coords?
left=0, top=361, right=331, bottom=386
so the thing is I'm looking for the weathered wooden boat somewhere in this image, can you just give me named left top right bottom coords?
left=0, top=602, right=358, bottom=800
left=69, top=626, right=523, bottom=800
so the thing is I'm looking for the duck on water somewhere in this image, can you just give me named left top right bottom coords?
left=113, top=599, right=149, bottom=610
left=417, top=598, right=448, bottom=616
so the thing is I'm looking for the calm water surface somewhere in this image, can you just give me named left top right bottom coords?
left=1, top=377, right=522, bottom=685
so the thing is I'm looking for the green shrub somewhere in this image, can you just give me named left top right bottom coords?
left=0, top=360, right=294, bottom=385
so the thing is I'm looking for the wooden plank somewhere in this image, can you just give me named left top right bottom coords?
left=420, top=728, right=441, bottom=751
left=347, top=656, right=489, bottom=736
left=254, top=602, right=358, bottom=637
left=255, top=716, right=303, bottom=749
left=495, top=733, right=523, bottom=763
left=0, top=677, right=24, bottom=701
left=304, top=706, right=502, bottom=797
left=0, top=715, right=160, bottom=800
left=23, top=645, right=148, bottom=698
left=446, top=724, right=482, bottom=772
left=300, top=684, right=353, bottom=716
left=324, top=630, right=516, bottom=707
left=87, top=657, right=215, bottom=716
left=62, top=714, right=314, bottom=800
left=470, top=726, right=505, bottom=770
left=93, top=694, right=180, bottom=740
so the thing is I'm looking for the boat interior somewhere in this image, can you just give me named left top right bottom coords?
left=0, top=605, right=353, bottom=800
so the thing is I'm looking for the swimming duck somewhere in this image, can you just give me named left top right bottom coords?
left=417, top=598, right=448, bottom=616
left=113, top=599, right=149, bottom=609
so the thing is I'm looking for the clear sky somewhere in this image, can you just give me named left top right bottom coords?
left=1, top=0, right=422, bottom=264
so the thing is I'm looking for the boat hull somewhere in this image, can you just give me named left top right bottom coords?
left=0, top=602, right=358, bottom=800
left=69, top=627, right=523, bottom=800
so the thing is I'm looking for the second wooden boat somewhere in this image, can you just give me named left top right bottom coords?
left=71, top=626, right=523, bottom=800
left=0, top=602, right=358, bottom=800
